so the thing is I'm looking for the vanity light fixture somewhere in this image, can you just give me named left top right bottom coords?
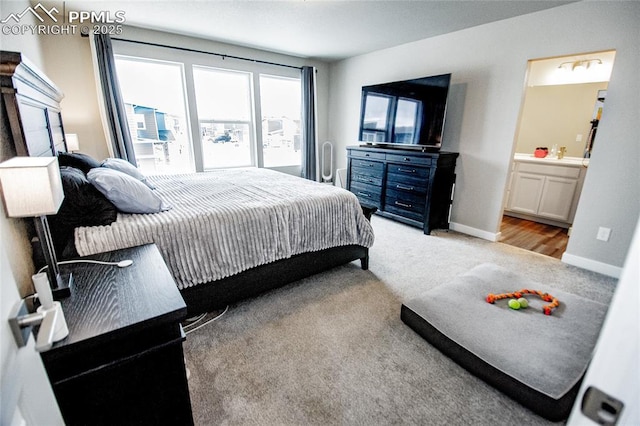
left=558, top=58, right=603, bottom=72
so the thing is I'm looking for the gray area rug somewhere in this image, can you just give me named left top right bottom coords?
left=183, top=216, right=617, bottom=425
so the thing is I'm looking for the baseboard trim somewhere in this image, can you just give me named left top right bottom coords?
left=449, top=222, right=500, bottom=242
left=561, top=252, right=622, bottom=278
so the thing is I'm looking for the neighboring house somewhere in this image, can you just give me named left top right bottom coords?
left=124, top=104, right=177, bottom=170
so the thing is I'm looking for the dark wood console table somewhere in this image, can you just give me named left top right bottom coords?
left=347, top=145, right=458, bottom=234
left=39, top=244, right=193, bottom=425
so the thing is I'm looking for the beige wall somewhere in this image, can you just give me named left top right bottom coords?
left=40, top=33, right=111, bottom=161
left=515, top=82, right=608, bottom=158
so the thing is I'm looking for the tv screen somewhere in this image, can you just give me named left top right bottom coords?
left=358, top=73, right=451, bottom=150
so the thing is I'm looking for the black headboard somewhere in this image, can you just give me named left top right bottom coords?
left=1, top=50, right=67, bottom=158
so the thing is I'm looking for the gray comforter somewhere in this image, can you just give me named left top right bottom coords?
left=75, top=168, right=375, bottom=289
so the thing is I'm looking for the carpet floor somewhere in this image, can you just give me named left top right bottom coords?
left=183, top=216, right=617, bottom=425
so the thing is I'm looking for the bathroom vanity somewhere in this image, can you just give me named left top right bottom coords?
left=504, top=154, right=589, bottom=228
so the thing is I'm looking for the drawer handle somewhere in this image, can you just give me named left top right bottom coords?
left=403, top=157, right=411, bottom=161
left=395, top=201, right=412, bottom=208
left=367, top=163, right=375, bottom=167
left=357, top=192, right=371, bottom=198
left=396, top=184, right=414, bottom=191
left=364, top=153, right=370, bottom=157
left=398, top=168, right=417, bottom=173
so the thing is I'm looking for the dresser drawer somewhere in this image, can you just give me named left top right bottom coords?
left=352, top=172, right=383, bottom=186
left=384, top=203, right=424, bottom=222
left=350, top=182, right=382, bottom=208
left=385, top=189, right=426, bottom=210
left=387, top=173, right=428, bottom=193
left=352, top=159, right=384, bottom=174
left=349, top=150, right=386, bottom=161
left=386, top=153, right=433, bottom=166
left=387, top=164, right=430, bottom=179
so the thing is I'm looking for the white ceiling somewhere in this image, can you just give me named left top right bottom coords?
left=66, top=1, right=574, bottom=61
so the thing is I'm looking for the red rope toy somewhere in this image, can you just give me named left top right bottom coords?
left=486, top=289, right=560, bottom=315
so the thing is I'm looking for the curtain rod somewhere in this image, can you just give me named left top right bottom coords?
left=111, top=37, right=303, bottom=70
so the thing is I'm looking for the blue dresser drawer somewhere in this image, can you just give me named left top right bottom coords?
left=387, top=164, right=430, bottom=179
left=352, top=172, right=383, bottom=186
left=351, top=182, right=382, bottom=209
left=352, top=159, right=384, bottom=174
left=387, top=173, right=428, bottom=193
left=384, top=204, right=424, bottom=222
left=386, top=153, right=433, bottom=166
left=350, top=150, right=386, bottom=161
left=385, top=189, right=426, bottom=211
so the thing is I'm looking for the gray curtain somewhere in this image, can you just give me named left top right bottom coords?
left=93, top=33, right=137, bottom=165
left=301, top=66, right=317, bottom=180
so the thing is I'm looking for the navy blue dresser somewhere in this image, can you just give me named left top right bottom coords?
left=347, top=146, right=458, bottom=234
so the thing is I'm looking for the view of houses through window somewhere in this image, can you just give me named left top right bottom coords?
left=115, top=57, right=193, bottom=174
left=115, top=54, right=302, bottom=175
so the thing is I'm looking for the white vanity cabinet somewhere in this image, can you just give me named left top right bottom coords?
left=505, top=155, right=588, bottom=227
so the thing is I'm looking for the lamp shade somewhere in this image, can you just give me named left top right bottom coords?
left=65, top=134, right=79, bottom=151
left=0, top=156, right=64, bottom=217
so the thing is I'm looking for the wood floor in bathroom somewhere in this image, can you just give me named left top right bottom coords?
left=499, top=215, right=569, bottom=260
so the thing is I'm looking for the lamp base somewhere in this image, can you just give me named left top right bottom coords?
left=52, top=272, right=73, bottom=299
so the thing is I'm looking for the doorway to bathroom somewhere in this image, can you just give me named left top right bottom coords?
left=500, top=50, right=616, bottom=258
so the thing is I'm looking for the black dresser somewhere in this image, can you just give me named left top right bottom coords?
left=347, top=146, right=458, bottom=234
left=40, top=244, right=193, bottom=426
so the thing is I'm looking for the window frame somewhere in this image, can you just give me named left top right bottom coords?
left=112, top=40, right=303, bottom=176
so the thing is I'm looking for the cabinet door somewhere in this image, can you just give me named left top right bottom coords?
left=537, top=176, right=578, bottom=221
left=508, top=172, right=545, bottom=215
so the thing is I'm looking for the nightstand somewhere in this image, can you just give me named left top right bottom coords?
left=39, top=244, right=194, bottom=426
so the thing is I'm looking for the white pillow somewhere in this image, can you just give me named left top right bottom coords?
left=87, top=168, right=170, bottom=214
left=101, top=157, right=155, bottom=189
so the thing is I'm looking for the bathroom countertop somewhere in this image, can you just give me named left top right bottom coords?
left=514, top=153, right=589, bottom=167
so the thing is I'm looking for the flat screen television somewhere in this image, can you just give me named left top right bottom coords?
left=358, top=73, right=451, bottom=150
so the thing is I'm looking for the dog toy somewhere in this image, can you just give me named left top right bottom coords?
left=486, top=289, right=559, bottom=315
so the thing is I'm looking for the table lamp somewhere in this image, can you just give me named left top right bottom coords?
left=65, top=134, right=79, bottom=152
left=0, top=156, right=72, bottom=297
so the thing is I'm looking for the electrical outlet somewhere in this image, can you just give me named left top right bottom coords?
left=576, top=134, right=583, bottom=142
left=596, top=227, right=611, bottom=241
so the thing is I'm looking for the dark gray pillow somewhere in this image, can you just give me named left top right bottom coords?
left=101, top=157, right=156, bottom=189
left=48, top=166, right=118, bottom=258
left=87, top=168, right=170, bottom=214
left=57, top=152, right=101, bottom=174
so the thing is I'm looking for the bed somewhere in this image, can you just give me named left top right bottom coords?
left=1, top=50, right=374, bottom=314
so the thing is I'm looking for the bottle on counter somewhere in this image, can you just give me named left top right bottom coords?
left=558, top=146, right=567, bottom=159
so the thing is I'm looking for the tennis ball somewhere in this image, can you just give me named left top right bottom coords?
left=508, top=299, right=521, bottom=310
left=517, top=297, right=529, bottom=308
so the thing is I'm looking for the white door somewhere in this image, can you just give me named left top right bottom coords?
left=1, top=242, right=63, bottom=425
left=567, top=216, right=639, bottom=425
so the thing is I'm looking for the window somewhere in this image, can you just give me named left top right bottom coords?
left=193, top=67, right=254, bottom=169
left=259, top=75, right=301, bottom=168
left=115, top=56, right=193, bottom=174
left=113, top=43, right=305, bottom=175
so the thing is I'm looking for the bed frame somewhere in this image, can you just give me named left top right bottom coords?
left=1, top=50, right=370, bottom=315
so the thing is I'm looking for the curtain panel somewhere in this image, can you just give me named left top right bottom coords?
left=301, top=66, right=317, bottom=181
left=90, top=33, right=137, bottom=165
